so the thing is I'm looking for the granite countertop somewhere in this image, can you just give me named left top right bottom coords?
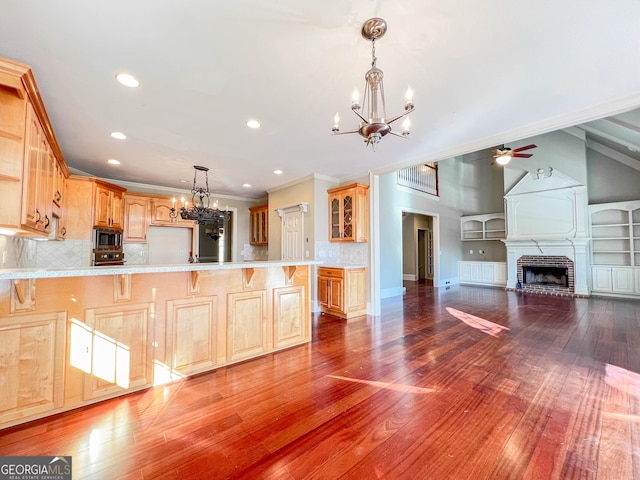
left=0, top=260, right=323, bottom=280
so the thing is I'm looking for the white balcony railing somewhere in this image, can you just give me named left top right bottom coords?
left=397, top=163, right=438, bottom=196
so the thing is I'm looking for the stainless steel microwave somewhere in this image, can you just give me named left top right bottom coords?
left=93, top=227, right=123, bottom=250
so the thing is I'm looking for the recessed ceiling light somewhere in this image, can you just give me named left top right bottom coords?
left=243, top=183, right=251, bottom=188
left=246, top=120, right=261, bottom=129
left=115, top=73, right=140, bottom=87
left=273, top=169, right=283, bottom=175
left=178, top=179, right=189, bottom=183
left=110, top=131, right=126, bottom=140
left=107, top=159, right=121, bottom=165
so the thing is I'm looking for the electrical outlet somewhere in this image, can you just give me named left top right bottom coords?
left=469, top=250, right=473, bottom=254
left=479, top=249, right=485, bottom=254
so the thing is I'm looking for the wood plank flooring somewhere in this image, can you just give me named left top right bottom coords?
left=2, top=283, right=640, bottom=479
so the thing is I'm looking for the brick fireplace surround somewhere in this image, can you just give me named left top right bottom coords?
left=516, top=255, right=575, bottom=296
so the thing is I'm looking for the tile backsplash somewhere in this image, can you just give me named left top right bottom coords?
left=315, top=241, right=368, bottom=266
left=36, top=238, right=92, bottom=268
left=0, top=235, right=37, bottom=269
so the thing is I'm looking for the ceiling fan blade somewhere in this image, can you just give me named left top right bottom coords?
left=512, top=144, right=537, bottom=153
left=512, top=153, right=533, bottom=158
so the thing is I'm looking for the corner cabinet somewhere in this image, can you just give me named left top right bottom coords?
left=589, top=201, right=640, bottom=297
left=249, top=203, right=268, bottom=245
left=318, top=266, right=367, bottom=318
left=328, top=183, right=369, bottom=243
left=0, top=57, right=69, bottom=237
left=460, top=213, right=505, bottom=241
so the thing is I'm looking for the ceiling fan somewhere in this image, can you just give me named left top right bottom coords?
left=493, top=144, right=537, bottom=165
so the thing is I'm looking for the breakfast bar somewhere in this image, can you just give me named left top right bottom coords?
left=0, top=260, right=318, bottom=429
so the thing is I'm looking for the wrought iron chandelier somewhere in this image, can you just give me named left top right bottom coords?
left=332, top=17, right=415, bottom=150
left=170, top=166, right=230, bottom=229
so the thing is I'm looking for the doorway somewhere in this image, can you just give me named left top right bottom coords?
left=417, top=228, right=433, bottom=283
left=198, top=213, right=233, bottom=263
left=401, top=211, right=438, bottom=287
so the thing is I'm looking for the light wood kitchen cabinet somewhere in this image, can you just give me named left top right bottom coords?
left=22, top=103, right=53, bottom=234
left=123, top=193, right=150, bottom=243
left=318, top=266, right=366, bottom=318
left=82, top=304, right=154, bottom=401
left=64, top=176, right=126, bottom=241
left=166, top=296, right=219, bottom=376
left=150, top=196, right=193, bottom=226
left=94, top=181, right=125, bottom=228
left=0, top=311, right=66, bottom=426
left=0, top=57, right=68, bottom=237
left=249, top=203, right=268, bottom=245
left=327, top=183, right=369, bottom=242
left=52, top=154, right=65, bottom=212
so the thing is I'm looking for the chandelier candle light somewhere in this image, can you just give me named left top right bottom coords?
left=332, top=17, right=415, bottom=150
left=170, top=166, right=230, bottom=235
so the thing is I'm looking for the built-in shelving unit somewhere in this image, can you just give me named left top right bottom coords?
left=589, top=201, right=640, bottom=297
left=460, top=213, right=505, bottom=241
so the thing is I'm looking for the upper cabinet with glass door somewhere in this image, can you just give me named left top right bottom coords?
left=327, top=183, right=369, bottom=242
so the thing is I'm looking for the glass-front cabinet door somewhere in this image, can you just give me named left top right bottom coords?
left=330, top=196, right=341, bottom=240
left=341, top=193, right=354, bottom=240
left=327, top=183, right=369, bottom=243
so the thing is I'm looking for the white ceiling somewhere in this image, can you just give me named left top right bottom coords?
left=2, top=1, right=640, bottom=199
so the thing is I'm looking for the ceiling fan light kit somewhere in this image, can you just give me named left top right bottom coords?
left=493, top=144, right=537, bottom=165
left=332, top=17, right=415, bottom=151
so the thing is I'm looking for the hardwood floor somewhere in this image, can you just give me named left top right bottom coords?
left=1, top=283, right=640, bottom=479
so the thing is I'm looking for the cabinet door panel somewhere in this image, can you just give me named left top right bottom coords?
left=83, top=304, right=153, bottom=400
left=124, top=195, right=149, bottom=242
left=21, top=105, right=41, bottom=229
left=273, top=286, right=306, bottom=348
left=227, top=291, right=267, bottom=361
left=592, top=267, right=612, bottom=292
left=0, top=312, right=66, bottom=424
left=328, top=278, right=343, bottom=310
left=318, top=276, right=329, bottom=307
left=94, top=186, right=111, bottom=227
left=111, top=191, right=124, bottom=228
left=611, top=268, right=634, bottom=294
left=166, top=296, right=217, bottom=376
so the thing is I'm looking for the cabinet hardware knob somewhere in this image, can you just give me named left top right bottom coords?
left=35, top=209, right=41, bottom=223
left=44, top=215, right=50, bottom=228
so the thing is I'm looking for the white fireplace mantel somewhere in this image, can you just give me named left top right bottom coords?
left=502, top=238, right=590, bottom=295
left=502, top=169, right=591, bottom=295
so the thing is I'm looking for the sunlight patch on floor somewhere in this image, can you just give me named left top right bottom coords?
left=328, top=375, right=435, bottom=394
left=446, top=307, right=510, bottom=337
left=605, top=363, right=640, bottom=398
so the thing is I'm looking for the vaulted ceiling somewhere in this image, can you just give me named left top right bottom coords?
left=2, top=1, right=640, bottom=198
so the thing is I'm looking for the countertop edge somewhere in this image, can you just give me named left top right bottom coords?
left=0, top=260, right=323, bottom=280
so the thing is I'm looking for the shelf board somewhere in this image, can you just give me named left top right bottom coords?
left=593, top=250, right=631, bottom=254
left=592, top=223, right=629, bottom=227
left=592, top=237, right=631, bottom=240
